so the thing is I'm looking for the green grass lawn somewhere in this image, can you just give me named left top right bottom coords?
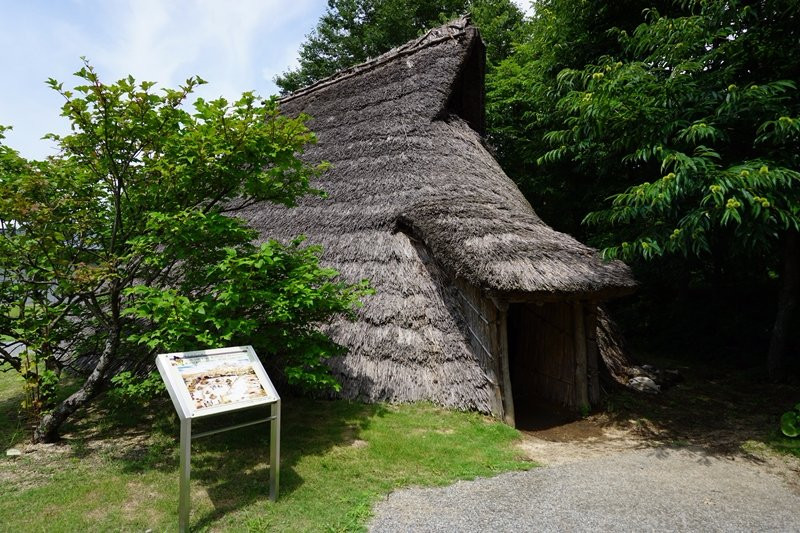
left=0, top=370, right=532, bottom=532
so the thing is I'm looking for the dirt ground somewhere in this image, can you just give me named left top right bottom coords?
left=513, top=362, right=800, bottom=494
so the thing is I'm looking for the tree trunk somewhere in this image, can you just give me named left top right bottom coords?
left=596, top=305, right=637, bottom=387
left=768, top=230, right=800, bottom=379
left=33, top=329, right=118, bottom=443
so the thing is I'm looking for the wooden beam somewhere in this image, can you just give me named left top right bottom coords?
left=486, top=295, right=506, bottom=420
left=573, top=301, right=589, bottom=410
left=486, top=301, right=501, bottom=411
left=496, top=305, right=515, bottom=426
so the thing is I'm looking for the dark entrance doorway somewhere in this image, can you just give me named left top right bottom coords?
left=507, top=302, right=579, bottom=430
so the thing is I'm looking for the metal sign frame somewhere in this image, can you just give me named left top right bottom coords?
left=156, top=346, right=280, bottom=532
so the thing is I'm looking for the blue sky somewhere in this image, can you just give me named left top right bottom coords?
left=1, top=0, right=531, bottom=159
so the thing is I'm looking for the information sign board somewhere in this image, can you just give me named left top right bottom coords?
left=156, top=345, right=279, bottom=419
left=156, top=346, right=280, bottom=532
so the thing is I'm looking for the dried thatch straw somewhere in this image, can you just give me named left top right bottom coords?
left=240, top=17, right=635, bottom=414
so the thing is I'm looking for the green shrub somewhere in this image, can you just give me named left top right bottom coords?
left=107, top=371, right=165, bottom=408
left=780, top=403, right=800, bottom=438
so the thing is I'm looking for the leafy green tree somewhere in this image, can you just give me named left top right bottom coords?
left=538, top=0, right=799, bottom=375
left=487, top=0, right=680, bottom=235
left=462, top=0, right=527, bottom=68
left=275, top=0, right=526, bottom=94
left=0, top=63, right=370, bottom=442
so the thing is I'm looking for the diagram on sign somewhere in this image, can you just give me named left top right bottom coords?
left=158, top=346, right=279, bottom=418
left=170, top=354, right=269, bottom=409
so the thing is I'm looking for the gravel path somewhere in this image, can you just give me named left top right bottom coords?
left=369, top=447, right=800, bottom=532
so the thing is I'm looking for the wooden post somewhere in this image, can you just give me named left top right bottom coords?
left=585, top=304, right=600, bottom=405
left=495, top=302, right=515, bottom=426
left=573, top=301, right=589, bottom=410
left=481, top=299, right=506, bottom=420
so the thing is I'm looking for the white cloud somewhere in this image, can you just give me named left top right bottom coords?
left=0, top=0, right=327, bottom=159
left=93, top=0, right=324, bottom=99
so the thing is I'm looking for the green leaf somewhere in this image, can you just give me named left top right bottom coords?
left=781, top=410, right=800, bottom=438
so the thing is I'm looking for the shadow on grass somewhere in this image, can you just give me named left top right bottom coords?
left=63, top=392, right=388, bottom=528
left=0, top=384, right=28, bottom=448
left=189, top=397, right=387, bottom=529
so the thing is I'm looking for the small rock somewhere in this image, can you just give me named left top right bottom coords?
left=628, top=376, right=661, bottom=394
left=629, top=364, right=682, bottom=390
left=5, top=448, right=22, bottom=457
left=629, top=365, right=658, bottom=379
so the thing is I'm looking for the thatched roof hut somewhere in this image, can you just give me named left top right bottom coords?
left=241, top=17, right=635, bottom=425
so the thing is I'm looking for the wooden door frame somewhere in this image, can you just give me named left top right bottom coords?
left=491, top=297, right=515, bottom=426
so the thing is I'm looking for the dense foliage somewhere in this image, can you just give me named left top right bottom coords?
left=488, top=0, right=799, bottom=375
left=274, top=0, right=526, bottom=94
left=487, top=0, right=682, bottom=233
left=547, top=2, right=800, bottom=265
left=0, top=64, right=370, bottom=442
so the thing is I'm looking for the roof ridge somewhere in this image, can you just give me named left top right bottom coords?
left=281, top=15, right=472, bottom=104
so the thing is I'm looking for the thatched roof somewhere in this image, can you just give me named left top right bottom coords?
left=240, top=17, right=634, bottom=412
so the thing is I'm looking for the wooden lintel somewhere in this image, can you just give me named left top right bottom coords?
left=487, top=285, right=637, bottom=304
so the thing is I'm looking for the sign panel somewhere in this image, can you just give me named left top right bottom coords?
left=156, top=345, right=281, bottom=530
left=156, top=345, right=279, bottom=419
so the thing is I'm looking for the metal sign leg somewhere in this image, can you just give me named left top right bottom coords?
left=269, top=400, right=280, bottom=501
left=179, top=418, right=192, bottom=532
